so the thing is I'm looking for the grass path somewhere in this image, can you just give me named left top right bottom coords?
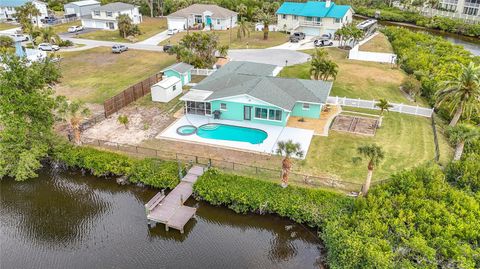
left=56, top=47, right=175, bottom=103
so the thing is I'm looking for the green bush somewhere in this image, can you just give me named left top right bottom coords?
left=129, top=158, right=180, bottom=189
left=323, top=166, right=480, bottom=268
left=445, top=153, right=480, bottom=193
left=51, top=143, right=180, bottom=189
left=193, top=169, right=352, bottom=227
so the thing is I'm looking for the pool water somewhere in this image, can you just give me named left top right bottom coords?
left=197, top=124, right=268, bottom=144
left=177, top=125, right=197, bottom=135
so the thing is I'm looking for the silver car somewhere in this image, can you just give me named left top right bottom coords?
left=112, top=44, right=128, bottom=53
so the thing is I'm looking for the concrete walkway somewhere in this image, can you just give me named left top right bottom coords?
left=136, top=30, right=170, bottom=45
left=59, top=36, right=165, bottom=52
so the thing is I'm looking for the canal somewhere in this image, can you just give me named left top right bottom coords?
left=0, top=168, right=324, bottom=269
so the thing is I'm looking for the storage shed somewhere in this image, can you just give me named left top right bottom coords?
left=151, top=76, right=182, bottom=103
left=64, top=0, right=100, bottom=18
left=161, top=62, right=194, bottom=86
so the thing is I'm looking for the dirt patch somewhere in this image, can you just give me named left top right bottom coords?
left=82, top=106, right=174, bottom=145
left=331, top=114, right=378, bottom=136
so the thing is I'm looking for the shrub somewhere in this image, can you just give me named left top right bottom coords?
left=401, top=75, right=421, bottom=99
left=322, top=166, right=480, bottom=268
left=445, top=153, right=480, bottom=192
left=129, top=158, right=180, bottom=189
left=58, top=39, right=74, bottom=47
left=51, top=143, right=180, bottom=189
left=193, top=169, right=352, bottom=227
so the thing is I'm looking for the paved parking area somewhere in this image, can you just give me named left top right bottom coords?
left=228, top=49, right=311, bottom=66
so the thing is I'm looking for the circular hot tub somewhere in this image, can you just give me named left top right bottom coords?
left=176, top=125, right=197, bottom=135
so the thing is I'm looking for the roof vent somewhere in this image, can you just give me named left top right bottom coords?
left=325, top=0, right=331, bottom=8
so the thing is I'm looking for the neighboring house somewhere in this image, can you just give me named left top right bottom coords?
left=161, top=62, right=194, bottom=86
left=64, top=0, right=100, bottom=18
left=0, top=0, right=48, bottom=25
left=276, top=0, right=353, bottom=36
left=151, top=76, right=183, bottom=103
left=180, top=61, right=332, bottom=127
left=81, top=2, right=142, bottom=30
left=167, top=4, right=237, bottom=31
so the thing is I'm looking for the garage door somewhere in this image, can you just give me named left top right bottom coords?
left=301, top=27, right=320, bottom=37
left=168, top=18, right=186, bottom=30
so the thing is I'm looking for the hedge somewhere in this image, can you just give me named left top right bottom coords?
left=51, top=143, right=180, bottom=189
left=193, top=169, right=352, bottom=227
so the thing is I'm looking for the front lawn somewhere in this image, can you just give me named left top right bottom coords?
left=159, top=29, right=289, bottom=49
left=297, top=108, right=452, bottom=183
left=0, top=23, right=17, bottom=31
left=279, top=48, right=414, bottom=104
left=77, top=17, right=167, bottom=42
left=56, top=47, right=176, bottom=103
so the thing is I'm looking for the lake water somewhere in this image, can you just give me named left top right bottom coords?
left=0, top=168, right=324, bottom=269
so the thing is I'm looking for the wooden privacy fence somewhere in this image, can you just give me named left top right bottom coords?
left=103, top=73, right=163, bottom=117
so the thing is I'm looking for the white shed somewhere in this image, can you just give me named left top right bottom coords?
left=151, top=76, right=182, bottom=103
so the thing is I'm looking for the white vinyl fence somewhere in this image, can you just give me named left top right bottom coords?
left=348, top=32, right=397, bottom=64
left=191, top=68, right=216, bottom=76
left=327, top=96, right=434, bottom=117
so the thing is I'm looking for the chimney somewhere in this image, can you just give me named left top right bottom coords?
left=325, top=0, right=331, bottom=8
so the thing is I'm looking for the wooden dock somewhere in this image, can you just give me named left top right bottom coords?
left=145, top=166, right=204, bottom=233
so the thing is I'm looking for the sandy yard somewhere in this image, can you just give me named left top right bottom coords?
left=82, top=106, right=174, bottom=145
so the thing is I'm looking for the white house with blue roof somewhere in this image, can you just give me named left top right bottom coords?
left=0, top=0, right=48, bottom=25
left=276, top=0, right=353, bottom=36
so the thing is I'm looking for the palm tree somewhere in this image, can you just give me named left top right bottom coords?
left=35, top=27, right=60, bottom=44
left=237, top=3, right=248, bottom=19
left=21, top=2, right=41, bottom=27
left=357, top=144, right=385, bottom=196
left=217, top=45, right=228, bottom=58
left=310, top=53, right=338, bottom=81
left=118, top=115, right=129, bottom=129
left=254, top=10, right=275, bottom=40
left=435, top=62, right=480, bottom=127
left=276, top=140, right=304, bottom=188
left=117, top=14, right=133, bottom=38
left=447, top=124, right=480, bottom=161
left=236, top=18, right=250, bottom=40
left=375, top=99, right=393, bottom=115
left=57, top=98, right=91, bottom=145
left=320, top=60, right=338, bottom=81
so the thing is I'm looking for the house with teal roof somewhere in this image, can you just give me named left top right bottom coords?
left=276, top=0, right=353, bottom=36
left=180, top=61, right=332, bottom=127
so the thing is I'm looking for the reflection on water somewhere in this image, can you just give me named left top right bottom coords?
left=0, top=168, right=323, bottom=269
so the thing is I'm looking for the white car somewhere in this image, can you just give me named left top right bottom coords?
left=68, top=25, right=84, bottom=33
left=10, top=33, right=29, bottom=42
left=38, top=43, right=60, bottom=51
left=167, top=28, right=179, bottom=35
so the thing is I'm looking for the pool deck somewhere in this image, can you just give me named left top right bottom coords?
left=157, top=115, right=314, bottom=159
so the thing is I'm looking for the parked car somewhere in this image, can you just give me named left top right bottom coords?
left=314, top=39, right=333, bottom=47
left=112, top=44, right=128, bottom=53
left=289, top=32, right=305, bottom=42
left=67, top=25, right=84, bottom=33
left=167, top=28, right=179, bottom=35
left=41, top=17, right=57, bottom=24
left=38, top=43, right=60, bottom=51
left=163, top=44, right=173, bottom=52
left=9, top=33, right=29, bottom=42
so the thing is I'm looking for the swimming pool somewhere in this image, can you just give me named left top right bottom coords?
left=196, top=124, right=268, bottom=144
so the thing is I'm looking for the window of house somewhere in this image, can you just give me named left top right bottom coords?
left=282, top=14, right=286, bottom=19
left=302, top=103, right=310, bottom=110
left=94, top=10, right=100, bottom=16
left=217, top=19, right=220, bottom=24
left=255, top=108, right=282, bottom=121
left=335, top=18, right=341, bottom=23
left=293, top=15, right=298, bottom=20
left=306, top=16, right=312, bottom=21
left=220, top=103, right=227, bottom=110
left=316, top=17, right=322, bottom=22
left=172, top=85, right=177, bottom=91
left=106, top=11, right=113, bottom=17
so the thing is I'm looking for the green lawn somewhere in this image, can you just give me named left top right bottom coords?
left=359, top=33, right=394, bottom=53
left=56, top=47, right=176, bottom=103
left=0, top=23, right=17, bottom=31
left=159, top=28, right=289, bottom=49
left=297, top=108, right=452, bottom=183
left=77, top=17, right=167, bottom=43
left=280, top=48, right=419, bottom=104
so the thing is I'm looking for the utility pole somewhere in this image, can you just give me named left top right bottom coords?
left=229, top=17, right=232, bottom=45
